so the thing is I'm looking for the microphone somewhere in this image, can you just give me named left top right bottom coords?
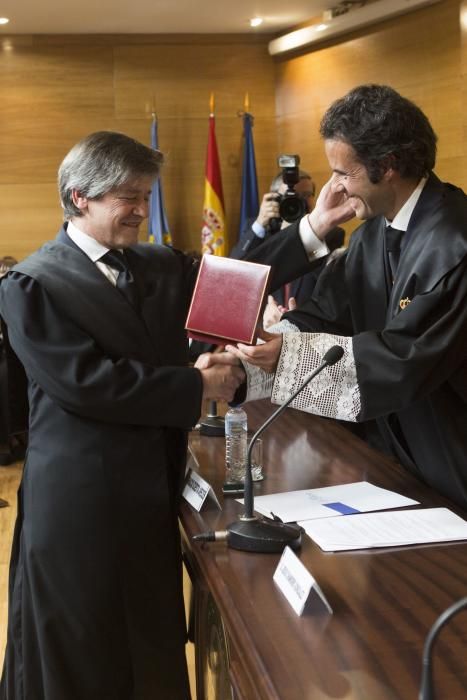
left=419, top=596, right=467, bottom=700
left=193, top=344, right=344, bottom=553
left=198, top=400, right=225, bottom=437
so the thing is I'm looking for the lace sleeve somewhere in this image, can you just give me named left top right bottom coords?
left=242, top=319, right=300, bottom=402
left=242, top=363, right=275, bottom=402
left=272, top=332, right=361, bottom=421
left=267, top=319, right=300, bottom=334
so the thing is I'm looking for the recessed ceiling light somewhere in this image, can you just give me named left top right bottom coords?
left=250, top=17, right=263, bottom=28
left=0, top=18, right=10, bottom=25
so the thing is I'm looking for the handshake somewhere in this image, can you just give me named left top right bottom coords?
left=194, top=328, right=284, bottom=403
left=195, top=350, right=244, bottom=403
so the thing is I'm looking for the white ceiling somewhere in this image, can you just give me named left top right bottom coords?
left=0, top=0, right=334, bottom=34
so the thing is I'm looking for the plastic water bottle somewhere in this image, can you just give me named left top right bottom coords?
left=224, top=406, right=248, bottom=483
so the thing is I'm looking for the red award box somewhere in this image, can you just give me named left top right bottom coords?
left=185, top=254, right=271, bottom=346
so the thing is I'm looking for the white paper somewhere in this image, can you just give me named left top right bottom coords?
left=300, top=507, right=467, bottom=552
left=242, top=481, right=418, bottom=523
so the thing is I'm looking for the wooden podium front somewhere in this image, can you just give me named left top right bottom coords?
left=180, top=400, right=467, bottom=700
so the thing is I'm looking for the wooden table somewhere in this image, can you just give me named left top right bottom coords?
left=180, top=400, right=467, bottom=700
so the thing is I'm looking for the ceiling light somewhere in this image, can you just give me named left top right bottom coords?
left=461, top=5, right=467, bottom=32
left=269, top=0, right=441, bottom=56
left=250, top=17, right=263, bottom=28
left=0, top=18, right=10, bottom=25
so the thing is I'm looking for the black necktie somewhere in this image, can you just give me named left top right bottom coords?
left=100, top=250, right=139, bottom=310
left=385, top=226, right=404, bottom=284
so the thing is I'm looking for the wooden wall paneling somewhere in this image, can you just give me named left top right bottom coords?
left=0, top=37, right=117, bottom=259
left=113, top=40, right=277, bottom=253
left=0, top=35, right=277, bottom=260
left=0, top=41, right=115, bottom=183
left=1, top=1, right=464, bottom=262
left=0, top=184, right=62, bottom=260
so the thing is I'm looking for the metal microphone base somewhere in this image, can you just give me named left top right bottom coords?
left=199, top=415, right=225, bottom=437
left=227, top=516, right=302, bottom=553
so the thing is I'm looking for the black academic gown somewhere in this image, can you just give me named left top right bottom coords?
left=280, top=174, right=467, bottom=508
left=231, top=219, right=344, bottom=305
left=0, top=226, right=308, bottom=700
left=0, top=229, right=204, bottom=700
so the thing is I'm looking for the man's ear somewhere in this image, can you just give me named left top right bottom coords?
left=71, top=189, right=88, bottom=212
left=382, top=155, right=398, bottom=181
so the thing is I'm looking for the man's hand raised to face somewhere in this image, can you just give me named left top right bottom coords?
left=307, top=177, right=356, bottom=239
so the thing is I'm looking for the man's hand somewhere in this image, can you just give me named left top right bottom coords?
left=194, top=350, right=239, bottom=371
left=195, top=351, right=245, bottom=402
left=255, top=192, right=280, bottom=229
left=307, top=177, right=356, bottom=239
left=263, top=295, right=297, bottom=330
left=225, top=329, right=283, bottom=373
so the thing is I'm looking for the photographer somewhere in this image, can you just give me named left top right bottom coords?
left=230, top=159, right=344, bottom=310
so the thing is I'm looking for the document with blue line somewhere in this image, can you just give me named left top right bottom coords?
left=244, top=481, right=418, bottom=523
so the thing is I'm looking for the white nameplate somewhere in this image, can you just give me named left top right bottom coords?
left=182, top=469, right=221, bottom=512
left=273, top=546, right=332, bottom=616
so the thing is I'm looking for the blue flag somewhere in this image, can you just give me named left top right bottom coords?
left=148, top=117, right=172, bottom=245
left=238, top=112, right=259, bottom=243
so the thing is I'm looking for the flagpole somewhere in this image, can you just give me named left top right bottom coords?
left=198, top=91, right=227, bottom=436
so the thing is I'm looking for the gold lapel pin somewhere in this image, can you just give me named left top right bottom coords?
left=399, top=297, right=411, bottom=310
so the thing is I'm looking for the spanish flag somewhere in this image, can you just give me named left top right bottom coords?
left=201, top=95, right=227, bottom=255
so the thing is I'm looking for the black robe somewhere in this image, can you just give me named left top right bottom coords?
left=230, top=218, right=345, bottom=306
left=0, top=231, right=204, bottom=700
left=0, top=226, right=307, bottom=700
left=280, top=174, right=467, bottom=508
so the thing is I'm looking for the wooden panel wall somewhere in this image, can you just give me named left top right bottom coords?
left=0, top=35, right=277, bottom=260
left=0, top=1, right=465, bottom=261
left=274, top=0, right=467, bottom=241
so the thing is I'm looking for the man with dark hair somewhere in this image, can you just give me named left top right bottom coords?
left=0, top=131, right=246, bottom=700
left=213, top=84, right=467, bottom=508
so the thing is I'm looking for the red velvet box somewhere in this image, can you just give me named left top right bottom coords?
left=186, top=254, right=271, bottom=346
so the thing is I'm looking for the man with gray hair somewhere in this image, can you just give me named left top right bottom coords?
left=0, top=131, right=246, bottom=699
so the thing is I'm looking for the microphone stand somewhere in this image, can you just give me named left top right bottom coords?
left=199, top=400, right=225, bottom=437
left=419, top=596, right=467, bottom=700
left=226, top=345, right=344, bottom=553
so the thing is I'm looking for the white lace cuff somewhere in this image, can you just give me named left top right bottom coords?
left=272, top=333, right=361, bottom=421
left=242, top=362, right=275, bottom=402
left=242, top=320, right=299, bottom=401
left=267, top=319, right=300, bottom=334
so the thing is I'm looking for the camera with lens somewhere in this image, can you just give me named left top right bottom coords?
left=275, top=154, right=307, bottom=224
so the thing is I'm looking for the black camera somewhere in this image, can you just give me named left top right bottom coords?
left=276, top=154, right=307, bottom=224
